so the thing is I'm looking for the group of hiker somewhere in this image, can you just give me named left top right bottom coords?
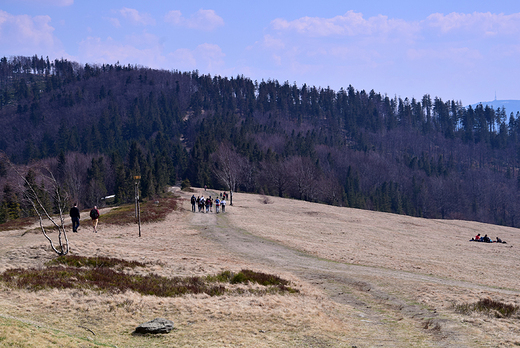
left=470, top=233, right=506, bottom=244
left=68, top=189, right=229, bottom=234
left=69, top=203, right=100, bottom=233
left=191, top=193, right=227, bottom=213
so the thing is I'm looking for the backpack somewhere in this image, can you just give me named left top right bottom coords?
left=191, top=196, right=196, bottom=204
left=90, top=209, right=99, bottom=219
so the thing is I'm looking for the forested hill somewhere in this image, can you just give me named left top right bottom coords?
left=1, top=55, right=520, bottom=227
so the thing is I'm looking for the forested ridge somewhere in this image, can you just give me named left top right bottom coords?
left=1, top=55, right=520, bottom=227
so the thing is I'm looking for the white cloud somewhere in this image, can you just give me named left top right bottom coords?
left=426, top=12, right=520, bottom=36
left=164, top=9, right=224, bottom=31
left=0, top=10, right=65, bottom=56
left=262, top=35, right=285, bottom=49
left=271, top=10, right=418, bottom=39
left=264, top=10, right=520, bottom=71
left=108, top=17, right=120, bottom=28
left=119, top=8, right=156, bottom=26
left=248, top=10, right=520, bottom=103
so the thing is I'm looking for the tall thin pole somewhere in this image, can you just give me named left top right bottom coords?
left=135, top=181, right=138, bottom=218
left=134, top=176, right=141, bottom=237
left=137, top=194, right=141, bottom=237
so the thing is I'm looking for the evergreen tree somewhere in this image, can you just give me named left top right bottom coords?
left=0, top=183, right=21, bottom=222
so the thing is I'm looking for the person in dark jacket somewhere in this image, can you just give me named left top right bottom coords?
left=69, top=203, right=80, bottom=232
left=191, top=195, right=196, bottom=212
left=90, top=206, right=100, bottom=233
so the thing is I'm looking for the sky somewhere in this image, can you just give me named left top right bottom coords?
left=1, top=0, right=520, bottom=106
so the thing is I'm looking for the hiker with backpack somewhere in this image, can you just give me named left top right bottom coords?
left=191, top=195, right=196, bottom=212
left=215, top=197, right=220, bottom=213
left=90, top=206, right=100, bottom=233
left=199, top=196, right=205, bottom=213
left=205, top=196, right=211, bottom=213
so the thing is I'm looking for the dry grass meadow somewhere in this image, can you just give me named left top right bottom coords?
left=0, top=187, right=519, bottom=347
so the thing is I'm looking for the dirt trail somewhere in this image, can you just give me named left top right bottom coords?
left=188, top=193, right=520, bottom=348
left=1, top=189, right=519, bottom=347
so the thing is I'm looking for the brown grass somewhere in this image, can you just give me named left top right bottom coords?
left=0, top=187, right=519, bottom=347
left=1, top=255, right=298, bottom=298
left=0, top=216, right=37, bottom=232
left=455, top=298, right=520, bottom=318
left=101, top=195, right=179, bottom=225
left=47, top=255, right=148, bottom=269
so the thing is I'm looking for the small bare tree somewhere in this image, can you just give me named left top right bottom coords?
left=212, top=143, right=245, bottom=193
left=25, top=169, right=70, bottom=255
left=2, top=153, right=70, bottom=255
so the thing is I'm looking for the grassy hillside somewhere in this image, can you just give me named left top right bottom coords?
left=0, top=188, right=518, bottom=347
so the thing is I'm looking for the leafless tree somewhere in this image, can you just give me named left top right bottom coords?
left=2, top=153, right=70, bottom=255
left=316, top=172, right=344, bottom=206
left=259, top=160, right=290, bottom=197
left=211, top=143, right=246, bottom=192
left=286, top=156, right=319, bottom=201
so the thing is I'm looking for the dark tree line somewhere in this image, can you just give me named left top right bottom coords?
left=1, top=55, right=520, bottom=227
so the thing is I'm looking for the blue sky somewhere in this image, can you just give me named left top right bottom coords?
left=1, top=0, right=520, bottom=106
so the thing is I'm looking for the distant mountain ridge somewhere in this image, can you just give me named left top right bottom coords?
left=470, top=100, right=520, bottom=115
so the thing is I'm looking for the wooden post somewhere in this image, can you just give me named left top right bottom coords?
left=134, top=176, right=141, bottom=237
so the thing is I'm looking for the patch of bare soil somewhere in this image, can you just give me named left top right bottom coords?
left=0, top=188, right=519, bottom=347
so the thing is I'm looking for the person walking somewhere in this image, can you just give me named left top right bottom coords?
left=199, top=196, right=205, bottom=213
left=191, top=195, right=196, bottom=212
left=205, top=196, right=210, bottom=213
left=69, top=203, right=80, bottom=232
left=90, top=206, right=100, bottom=233
left=221, top=198, right=226, bottom=213
left=215, top=197, right=220, bottom=213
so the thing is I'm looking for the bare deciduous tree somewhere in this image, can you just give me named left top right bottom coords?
left=259, top=160, right=290, bottom=198
left=2, top=153, right=70, bottom=255
left=212, top=143, right=246, bottom=193
left=24, top=169, right=70, bottom=255
left=286, top=156, right=319, bottom=201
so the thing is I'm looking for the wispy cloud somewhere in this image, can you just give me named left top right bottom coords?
left=107, top=17, right=120, bottom=28
left=425, top=12, right=520, bottom=36
left=246, top=10, right=520, bottom=101
left=164, top=9, right=224, bottom=31
left=264, top=10, right=520, bottom=66
left=119, top=8, right=156, bottom=26
left=271, top=10, right=419, bottom=39
left=0, top=10, right=65, bottom=56
left=262, top=34, right=285, bottom=49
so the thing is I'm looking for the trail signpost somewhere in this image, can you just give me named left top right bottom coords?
left=134, top=175, right=141, bottom=237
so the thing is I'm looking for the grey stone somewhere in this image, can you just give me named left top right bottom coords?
left=135, top=318, right=174, bottom=334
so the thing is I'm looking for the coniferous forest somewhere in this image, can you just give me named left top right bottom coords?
left=1, top=55, right=520, bottom=227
